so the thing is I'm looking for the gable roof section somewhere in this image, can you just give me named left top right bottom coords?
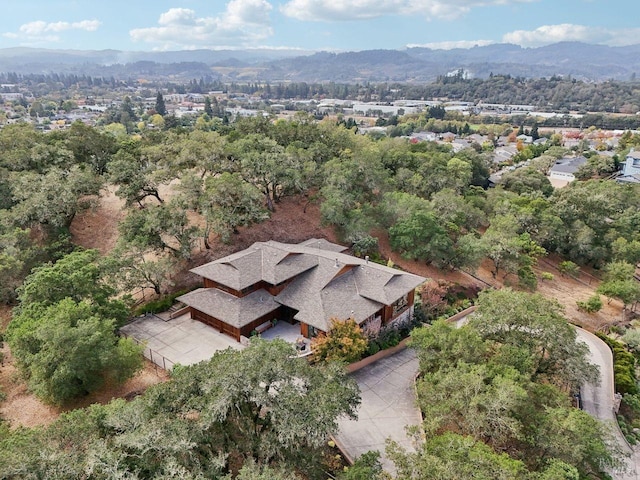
left=274, top=256, right=383, bottom=332
left=191, top=243, right=319, bottom=290
left=298, top=237, right=348, bottom=253
left=177, top=288, right=279, bottom=328
left=191, top=249, right=263, bottom=291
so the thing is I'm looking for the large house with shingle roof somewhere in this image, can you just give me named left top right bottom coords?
left=178, top=239, right=426, bottom=342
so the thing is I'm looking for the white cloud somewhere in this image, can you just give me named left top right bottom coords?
left=2, top=19, right=100, bottom=44
left=503, top=24, right=601, bottom=47
left=280, top=0, right=536, bottom=22
left=408, top=25, right=640, bottom=51
left=130, top=0, right=274, bottom=50
left=502, top=24, right=640, bottom=47
left=407, top=39, right=495, bottom=50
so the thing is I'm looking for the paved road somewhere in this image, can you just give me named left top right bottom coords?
left=335, top=348, right=422, bottom=473
left=575, top=328, right=640, bottom=480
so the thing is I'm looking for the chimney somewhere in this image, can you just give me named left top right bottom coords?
left=335, top=258, right=339, bottom=268
left=365, top=255, right=369, bottom=264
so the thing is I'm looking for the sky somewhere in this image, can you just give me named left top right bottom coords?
left=1, top=0, right=639, bottom=52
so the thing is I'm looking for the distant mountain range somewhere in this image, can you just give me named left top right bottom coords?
left=1, top=42, right=639, bottom=82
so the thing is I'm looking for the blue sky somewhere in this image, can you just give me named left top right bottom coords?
left=1, top=0, right=638, bottom=52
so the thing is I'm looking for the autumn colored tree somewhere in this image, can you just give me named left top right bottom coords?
left=311, top=317, right=368, bottom=364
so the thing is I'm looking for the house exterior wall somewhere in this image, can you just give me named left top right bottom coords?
left=549, top=171, right=576, bottom=181
left=189, top=306, right=282, bottom=342
left=204, top=279, right=243, bottom=297
left=203, top=278, right=289, bottom=298
left=239, top=308, right=283, bottom=339
left=623, top=154, right=640, bottom=176
left=389, top=305, right=415, bottom=329
left=190, top=307, right=240, bottom=341
left=382, top=289, right=415, bottom=324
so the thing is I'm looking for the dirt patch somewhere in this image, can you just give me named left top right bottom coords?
left=0, top=304, right=12, bottom=331
left=63, top=360, right=169, bottom=412
left=172, top=194, right=339, bottom=289
left=533, top=257, right=624, bottom=332
left=0, top=343, right=167, bottom=429
left=0, top=345, right=59, bottom=428
left=70, top=185, right=126, bottom=254
left=374, top=228, right=488, bottom=288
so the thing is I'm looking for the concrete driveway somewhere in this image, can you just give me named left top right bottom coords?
left=120, top=313, right=243, bottom=369
left=576, top=328, right=640, bottom=480
left=335, top=347, right=421, bottom=473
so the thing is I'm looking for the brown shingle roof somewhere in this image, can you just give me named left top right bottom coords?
left=188, top=240, right=426, bottom=332
left=177, top=288, right=279, bottom=328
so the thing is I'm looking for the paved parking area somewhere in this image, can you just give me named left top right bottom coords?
left=335, top=347, right=421, bottom=473
left=120, top=313, right=243, bottom=369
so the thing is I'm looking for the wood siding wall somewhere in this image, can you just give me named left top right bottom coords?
left=203, top=279, right=242, bottom=297
left=202, top=279, right=289, bottom=298
left=190, top=307, right=240, bottom=341
left=239, top=308, right=283, bottom=339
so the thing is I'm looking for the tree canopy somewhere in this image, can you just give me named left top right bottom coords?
left=7, top=250, right=141, bottom=404
left=0, top=340, right=360, bottom=477
left=401, top=289, right=618, bottom=479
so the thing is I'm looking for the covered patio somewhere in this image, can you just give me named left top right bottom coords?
left=259, top=321, right=313, bottom=356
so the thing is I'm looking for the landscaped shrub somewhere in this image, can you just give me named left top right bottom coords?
left=577, top=295, right=603, bottom=313
left=366, top=342, right=381, bottom=356
left=597, top=333, right=638, bottom=395
left=622, top=328, right=640, bottom=353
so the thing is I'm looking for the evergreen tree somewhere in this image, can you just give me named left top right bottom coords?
left=204, top=96, right=213, bottom=117
left=155, top=91, right=167, bottom=116
left=531, top=122, right=540, bottom=140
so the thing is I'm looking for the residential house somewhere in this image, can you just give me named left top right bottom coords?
left=617, top=150, right=640, bottom=184
left=548, top=156, right=587, bottom=183
left=451, top=138, right=474, bottom=152
left=178, top=239, right=426, bottom=342
left=622, top=150, right=640, bottom=176
left=492, top=145, right=519, bottom=164
left=516, top=134, right=533, bottom=144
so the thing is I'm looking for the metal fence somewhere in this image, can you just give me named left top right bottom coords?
left=121, top=332, right=175, bottom=372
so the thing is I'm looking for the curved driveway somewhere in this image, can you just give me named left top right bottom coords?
left=334, top=325, right=639, bottom=478
left=575, top=328, right=639, bottom=480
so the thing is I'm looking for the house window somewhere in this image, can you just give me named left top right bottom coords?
left=392, top=294, right=409, bottom=317
left=308, top=325, right=320, bottom=338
